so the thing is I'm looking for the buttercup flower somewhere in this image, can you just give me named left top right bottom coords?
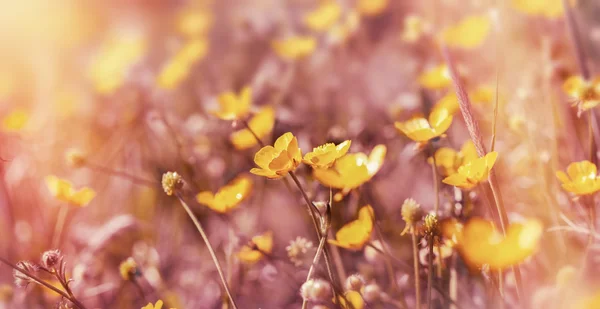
left=141, top=300, right=176, bottom=309
left=313, top=145, right=386, bottom=194
left=303, top=140, right=351, bottom=169
left=230, top=106, right=275, bottom=150
left=562, top=75, right=600, bottom=115
left=250, top=132, right=302, bottom=179
left=442, top=217, right=543, bottom=270
left=395, top=107, right=453, bottom=142
left=418, top=64, right=451, bottom=90
left=237, top=231, right=273, bottom=264
left=176, top=8, right=213, bottom=37
left=2, top=108, right=29, bottom=132
left=442, top=151, right=498, bottom=189
left=440, top=14, right=491, bottom=49
left=304, top=1, right=342, bottom=32
left=195, top=175, right=253, bottom=213
left=157, top=39, right=209, bottom=90
left=211, top=86, right=252, bottom=121
left=556, top=160, right=600, bottom=195
left=335, top=290, right=365, bottom=309
left=271, top=36, right=317, bottom=60
left=329, top=205, right=374, bottom=250
left=45, top=175, right=96, bottom=207
left=430, top=140, right=478, bottom=177
left=511, top=0, right=570, bottom=18
left=357, top=0, right=389, bottom=17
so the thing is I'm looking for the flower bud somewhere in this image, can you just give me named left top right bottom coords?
left=345, top=274, right=365, bottom=292
left=41, top=249, right=62, bottom=269
left=362, top=283, right=382, bottom=303
left=161, top=172, right=184, bottom=196
left=300, top=279, right=332, bottom=302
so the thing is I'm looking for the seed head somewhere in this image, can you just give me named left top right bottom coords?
left=119, top=257, right=140, bottom=281
left=286, top=237, right=314, bottom=267
left=161, top=171, right=184, bottom=196
left=41, top=249, right=62, bottom=269
left=13, top=261, right=39, bottom=288
left=300, top=278, right=332, bottom=302
left=424, top=213, right=440, bottom=237
left=362, top=283, right=382, bottom=303
left=345, top=274, right=365, bottom=292
left=401, top=198, right=422, bottom=225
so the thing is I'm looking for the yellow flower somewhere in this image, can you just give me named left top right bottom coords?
left=313, top=145, right=386, bottom=193
left=2, top=108, right=29, bottom=132
left=237, top=231, right=273, bottom=264
left=394, top=108, right=453, bottom=142
left=196, top=175, right=253, bottom=213
left=400, top=15, right=429, bottom=43
left=303, top=140, right=351, bottom=169
left=562, top=75, right=600, bottom=115
left=442, top=151, right=498, bottom=189
left=230, top=106, right=275, bottom=150
left=141, top=300, right=176, bottom=309
left=430, top=140, right=478, bottom=177
left=510, top=0, right=573, bottom=18
left=418, top=64, right=451, bottom=90
left=440, top=15, right=491, bottom=49
left=156, top=39, right=209, bottom=90
left=577, top=291, right=600, bottom=309
left=556, top=160, right=600, bottom=195
left=211, top=86, right=252, bottom=121
left=119, top=257, right=139, bottom=281
left=89, top=35, right=147, bottom=95
left=45, top=175, right=96, bottom=207
left=304, top=1, right=342, bottom=32
left=357, top=0, right=389, bottom=17
left=250, top=132, right=302, bottom=179
left=329, top=205, right=374, bottom=250
left=271, top=36, right=317, bottom=60
left=176, top=9, right=213, bottom=37
left=442, top=217, right=543, bottom=270
left=335, top=290, right=365, bottom=309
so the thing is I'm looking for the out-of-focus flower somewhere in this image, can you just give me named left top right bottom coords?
left=335, top=290, right=365, bottom=309
left=304, top=1, right=342, bottom=32
left=357, top=0, right=389, bottom=17
left=419, top=242, right=453, bottom=265
left=556, top=160, right=600, bottom=195
left=301, top=278, right=333, bottom=302
left=510, top=0, right=573, bottom=18
left=442, top=151, right=498, bottom=189
left=286, top=236, right=314, bottom=267
left=329, top=205, right=374, bottom=250
left=161, top=172, right=184, bottom=196
left=433, top=86, right=495, bottom=117
left=141, top=300, right=175, bottom=309
left=230, top=106, right=275, bottom=150
left=89, top=35, right=147, bottom=95
left=562, top=75, right=600, bottom=115
left=441, top=14, right=491, bottom=49
left=45, top=175, right=96, bottom=207
left=250, top=132, right=302, bottom=179
left=313, top=145, right=386, bottom=194
left=303, top=140, right=351, bottom=169
left=0, top=284, right=13, bottom=302
left=157, top=39, right=209, bottom=90
left=395, top=108, right=453, bottom=143
left=418, top=64, right=451, bottom=90
left=442, top=217, right=543, bottom=270
left=400, top=15, right=430, bottom=43
left=345, top=274, right=365, bottom=292
left=65, top=149, right=87, bottom=168
left=577, top=291, right=600, bottom=309
left=176, top=9, right=213, bottom=37
left=401, top=198, right=422, bottom=235
left=271, top=36, right=316, bottom=60
left=1, top=108, right=29, bottom=132
left=327, top=11, right=361, bottom=45
left=13, top=261, right=39, bottom=288
left=211, top=86, right=252, bottom=121
left=195, top=175, right=253, bottom=213
left=430, top=140, right=479, bottom=177
left=237, top=231, right=273, bottom=264
left=119, top=257, right=140, bottom=281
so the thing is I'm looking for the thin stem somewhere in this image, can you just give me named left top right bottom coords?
left=411, top=231, right=422, bottom=309
left=242, top=120, right=265, bottom=147
left=449, top=254, right=457, bottom=309
left=174, top=193, right=238, bottom=309
left=302, top=227, right=329, bottom=309
left=85, top=162, right=156, bottom=187
left=0, top=257, right=87, bottom=309
left=51, top=204, right=69, bottom=248
left=427, top=237, right=434, bottom=309
left=430, top=153, right=440, bottom=215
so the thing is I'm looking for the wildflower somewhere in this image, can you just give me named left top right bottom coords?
left=329, top=205, right=374, bottom=250
left=230, top=106, right=275, bottom=150
left=176, top=9, right=213, bottom=37
left=195, top=175, right=253, bottom=213
left=423, top=213, right=440, bottom=238
left=119, top=257, right=140, bottom=281
left=237, top=231, right=273, bottom=264
left=430, top=140, right=479, bottom=177
left=556, top=160, right=600, bottom=195
left=45, top=175, right=96, bottom=207
left=357, top=0, right=389, bottom=17
left=327, top=11, right=361, bottom=45
left=394, top=108, right=453, bottom=143
left=1, top=108, right=29, bottom=132
left=13, top=261, right=39, bottom=288
left=161, top=172, right=184, bottom=196
left=41, top=250, right=62, bottom=269
left=400, top=198, right=422, bottom=235
left=418, top=64, right=451, bottom=90
left=250, top=132, right=302, bottom=179
left=442, top=217, right=543, bottom=270
left=303, top=140, right=351, bottom=169
left=562, top=75, right=600, bottom=115
left=65, top=149, right=87, bottom=168
left=89, top=35, right=147, bottom=95
left=304, top=1, right=342, bottom=32
left=141, top=300, right=173, bottom=309
left=345, top=274, right=365, bottom=292
left=156, top=39, right=209, bottom=90
left=300, top=279, right=332, bottom=302
left=211, top=86, right=252, bottom=121
left=442, top=151, right=498, bottom=189
left=441, top=14, right=491, bottom=49
left=313, top=145, right=386, bottom=194
left=335, top=290, right=365, bottom=309
left=271, top=36, right=316, bottom=60
left=286, top=236, right=314, bottom=267
left=510, top=0, right=571, bottom=18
